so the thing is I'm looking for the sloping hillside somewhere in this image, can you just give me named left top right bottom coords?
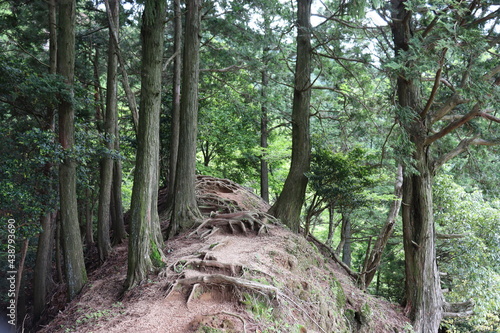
left=39, top=176, right=410, bottom=333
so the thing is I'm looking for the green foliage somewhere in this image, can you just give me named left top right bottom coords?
left=242, top=292, right=275, bottom=322
left=0, top=122, right=59, bottom=228
left=434, top=174, right=500, bottom=332
left=74, top=302, right=126, bottom=327
left=307, top=147, right=378, bottom=210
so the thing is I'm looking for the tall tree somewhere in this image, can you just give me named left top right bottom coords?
left=268, top=0, right=312, bottom=232
left=389, top=0, right=499, bottom=330
left=168, top=0, right=203, bottom=237
left=125, top=0, right=166, bottom=289
left=260, top=45, right=270, bottom=203
left=166, top=0, right=182, bottom=211
left=97, top=0, right=120, bottom=261
left=57, top=0, right=87, bottom=300
left=33, top=0, right=58, bottom=320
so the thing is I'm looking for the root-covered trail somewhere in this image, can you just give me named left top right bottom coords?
left=39, top=176, right=410, bottom=333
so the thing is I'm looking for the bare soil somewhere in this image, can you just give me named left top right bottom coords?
left=37, top=176, right=410, bottom=333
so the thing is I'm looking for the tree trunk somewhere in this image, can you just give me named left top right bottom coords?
left=55, top=214, right=64, bottom=284
left=33, top=212, right=56, bottom=321
left=85, top=187, right=94, bottom=246
left=168, top=0, right=203, bottom=237
left=392, top=1, right=443, bottom=330
left=112, top=148, right=127, bottom=244
left=260, top=61, right=270, bottom=203
left=92, top=47, right=104, bottom=129
left=402, top=147, right=443, bottom=332
left=104, top=0, right=139, bottom=134
left=362, top=164, right=403, bottom=288
left=97, top=0, right=120, bottom=261
left=166, top=0, right=182, bottom=212
left=341, top=212, right=352, bottom=268
left=13, top=239, right=29, bottom=327
left=125, top=0, right=166, bottom=289
left=57, top=0, right=87, bottom=301
left=326, top=205, right=336, bottom=245
left=268, top=0, right=312, bottom=232
left=34, top=0, right=57, bottom=320
left=97, top=155, right=113, bottom=260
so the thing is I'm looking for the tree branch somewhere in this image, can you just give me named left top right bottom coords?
left=437, top=233, right=468, bottom=239
left=443, top=299, right=474, bottom=318
left=483, top=64, right=500, bottom=81
left=421, top=48, right=447, bottom=120
left=465, top=8, right=500, bottom=28
left=200, top=64, right=247, bottom=73
left=430, top=94, right=469, bottom=124
left=425, top=103, right=481, bottom=145
left=314, top=52, right=368, bottom=64
left=4, top=32, right=49, bottom=68
left=433, top=136, right=500, bottom=170
left=479, top=111, right=500, bottom=123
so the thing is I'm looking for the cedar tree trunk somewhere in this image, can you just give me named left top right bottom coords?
left=97, top=0, right=120, bottom=261
left=392, top=0, right=443, bottom=330
left=268, top=0, right=312, bottom=232
left=260, top=64, right=270, bottom=203
left=33, top=0, right=57, bottom=320
left=125, top=0, right=166, bottom=289
left=168, top=0, right=203, bottom=237
left=166, top=0, right=182, bottom=211
left=57, top=0, right=88, bottom=301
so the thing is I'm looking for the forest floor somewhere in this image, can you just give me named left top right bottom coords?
left=37, top=176, right=410, bottom=333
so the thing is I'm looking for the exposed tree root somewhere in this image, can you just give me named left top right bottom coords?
left=170, top=259, right=243, bottom=277
left=196, top=193, right=240, bottom=215
left=165, top=273, right=279, bottom=300
left=165, top=272, right=328, bottom=333
left=188, top=211, right=273, bottom=238
left=186, top=283, right=201, bottom=307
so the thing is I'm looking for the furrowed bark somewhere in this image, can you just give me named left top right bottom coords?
left=125, top=0, right=167, bottom=289
left=57, top=0, right=87, bottom=300
left=268, top=0, right=312, bottom=232
left=169, top=0, right=203, bottom=237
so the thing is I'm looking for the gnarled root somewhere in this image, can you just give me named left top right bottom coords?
left=165, top=273, right=280, bottom=300
left=188, top=211, right=271, bottom=238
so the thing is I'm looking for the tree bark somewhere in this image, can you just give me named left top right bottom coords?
left=33, top=212, right=56, bottom=321
left=401, top=146, right=444, bottom=332
left=268, top=0, right=312, bottom=232
left=392, top=1, right=443, bottom=330
left=34, top=0, right=57, bottom=320
left=327, top=205, right=336, bottom=245
left=13, top=239, right=29, bottom=327
left=97, top=0, right=120, bottom=261
left=57, top=0, right=87, bottom=301
left=112, top=144, right=127, bottom=244
left=125, top=0, right=166, bottom=289
left=166, top=0, right=182, bottom=212
left=168, top=0, right=203, bottom=237
left=340, top=212, right=352, bottom=268
left=260, top=58, right=270, bottom=203
left=85, top=187, right=94, bottom=246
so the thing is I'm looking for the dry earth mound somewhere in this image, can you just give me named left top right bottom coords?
left=39, top=176, right=410, bottom=333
